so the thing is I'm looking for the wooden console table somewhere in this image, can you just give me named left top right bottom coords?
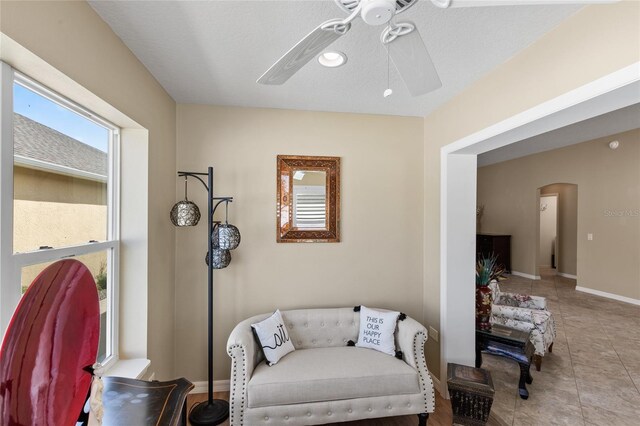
left=102, top=376, right=193, bottom=426
left=475, top=325, right=533, bottom=399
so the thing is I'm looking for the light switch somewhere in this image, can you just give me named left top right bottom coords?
left=587, top=233, right=593, bottom=241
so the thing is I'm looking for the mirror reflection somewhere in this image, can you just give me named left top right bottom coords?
left=292, top=170, right=327, bottom=230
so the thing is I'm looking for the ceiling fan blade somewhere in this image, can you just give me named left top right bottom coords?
left=385, top=23, right=442, bottom=97
left=431, top=0, right=619, bottom=8
left=257, top=19, right=350, bottom=85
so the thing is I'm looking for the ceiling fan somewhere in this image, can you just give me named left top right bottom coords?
left=257, top=0, right=619, bottom=97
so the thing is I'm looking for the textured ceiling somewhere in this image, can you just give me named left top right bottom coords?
left=89, top=0, right=582, bottom=117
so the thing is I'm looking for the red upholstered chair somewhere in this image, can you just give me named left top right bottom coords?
left=0, top=259, right=193, bottom=426
left=0, top=259, right=100, bottom=426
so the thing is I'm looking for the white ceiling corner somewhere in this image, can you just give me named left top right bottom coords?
left=88, top=0, right=583, bottom=117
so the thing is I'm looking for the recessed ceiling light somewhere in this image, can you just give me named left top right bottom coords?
left=318, top=51, right=347, bottom=68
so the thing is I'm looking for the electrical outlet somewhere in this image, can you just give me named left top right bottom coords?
left=428, top=326, right=439, bottom=342
left=587, top=233, right=593, bottom=241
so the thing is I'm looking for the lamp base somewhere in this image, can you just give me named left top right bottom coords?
left=189, top=399, right=229, bottom=426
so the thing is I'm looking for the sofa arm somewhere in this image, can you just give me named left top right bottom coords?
left=395, top=316, right=435, bottom=413
left=495, top=292, right=547, bottom=310
left=226, top=316, right=266, bottom=425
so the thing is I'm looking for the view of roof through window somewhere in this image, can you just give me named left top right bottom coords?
left=13, top=82, right=109, bottom=153
left=12, top=81, right=111, bottom=254
left=11, top=78, right=115, bottom=362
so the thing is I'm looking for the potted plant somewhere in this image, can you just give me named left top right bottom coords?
left=475, top=254, right=505, bottom=330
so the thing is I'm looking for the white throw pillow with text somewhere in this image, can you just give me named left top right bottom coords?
left=356, top=306, right=399, bottom=356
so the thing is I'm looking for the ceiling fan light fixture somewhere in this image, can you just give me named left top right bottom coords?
left=318, top=51, right=347, bottom=68
left=361, top=0, right=396, bottom=25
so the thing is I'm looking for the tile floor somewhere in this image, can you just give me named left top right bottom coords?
left=484, top=269, right=640, bottom=426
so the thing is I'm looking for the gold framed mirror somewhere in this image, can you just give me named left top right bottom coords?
left=276, top=155, right=340, bottom=243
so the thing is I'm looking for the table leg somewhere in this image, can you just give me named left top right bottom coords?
left=181, top=399, right=188, bottom=426
left=475, top=343, right=482, bottom=368
left=518, top=362, right=530, bottom=399
left=534, top=355, right=542, bottom=371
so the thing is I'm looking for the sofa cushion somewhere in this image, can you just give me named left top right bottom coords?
left=247, top=347, right=420, bottom=408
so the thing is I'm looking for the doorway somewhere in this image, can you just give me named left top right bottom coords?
left=537, top=184, right=579, bottom=280
left=439, top=63, right=640, bottom=385
left=539, top=194, right=558, bottom=271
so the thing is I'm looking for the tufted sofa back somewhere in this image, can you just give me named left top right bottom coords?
left=280, top=307, right=360, bottom=349
left=244, top=307, right=403, bottom=351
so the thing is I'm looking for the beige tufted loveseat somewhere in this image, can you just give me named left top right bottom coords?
left=226, top=307, right=435, bottom=425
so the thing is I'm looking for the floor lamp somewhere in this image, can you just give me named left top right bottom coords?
left=170, top=166, right=240, bottom=425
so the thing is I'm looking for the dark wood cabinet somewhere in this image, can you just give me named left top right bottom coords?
left=476, top=233, right=511, bottom=273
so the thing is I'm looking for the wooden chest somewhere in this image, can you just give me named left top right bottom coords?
left=447, top=363, right=495, bottom=426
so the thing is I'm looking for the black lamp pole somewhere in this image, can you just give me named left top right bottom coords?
left=176, top=167, right=231, bottom=426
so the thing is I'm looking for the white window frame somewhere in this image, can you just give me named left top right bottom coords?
left=0, top=63, right=121, bottom=371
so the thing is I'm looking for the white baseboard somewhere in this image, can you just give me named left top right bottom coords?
left=558, top=272, right=577, bottom=280
left=190, top=379, right=230, bottom=394
left=576, top=286, right=640, bottom=306
left=510, top=271, right=541, bottom=280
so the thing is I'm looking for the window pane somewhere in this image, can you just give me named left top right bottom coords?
left=20, top=251, right=111, bottom=363
left=13, top=82, right=110, bottom=253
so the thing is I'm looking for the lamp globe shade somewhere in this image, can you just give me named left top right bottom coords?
left=170, top=200, right=201, bottom=227
left=204, top=249, right=231, bottom=269
left=213, top=223, right=241, bottom=250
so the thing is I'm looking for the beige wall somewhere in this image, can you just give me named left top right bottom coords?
left=15, top=200, right=107, bottom=284
left=14, top=166, right=107, bottom=205
left=13, top=166, right=108, bottom=287
left=478, top=130, right=639, bottom=299
left=541, top=183, right=578, bottom=275
left=478, top=129, right=640, bottom=299
left=424, top=1, right=640, bottom=378
left=1, top=1, right=177, bottom=378
left=175, top=104, right=424, bottom=381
